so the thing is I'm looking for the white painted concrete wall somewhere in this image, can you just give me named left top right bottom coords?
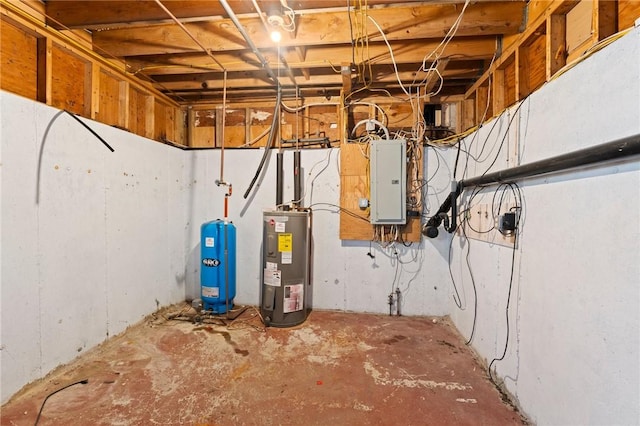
left=184, top=148, right=448, bottom=316
left=441, top=26, right=640, bottom=424
left=1, top=93, right=187, bottom=403
left=1, top=93, right=448, bottom=403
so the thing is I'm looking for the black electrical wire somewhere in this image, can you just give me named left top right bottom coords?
left=447, top=222, right=464, bottom=310
left=488, top=182, right=522, bottom=384
left=460, top=218, right=478, bottom=346
left=243, top=88, right=282, bottom=199
left=477, top=99, right=528, bottom=179
left=489, top=228, right=518, bottom=384
left=34, top=379, right=88, bottom=426
left=36, top=109, right=115, bottom=204
left=63, top=110, right=114, bottom=152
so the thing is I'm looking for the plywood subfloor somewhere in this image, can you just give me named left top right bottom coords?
left=1, top=306, right=527, bottom=425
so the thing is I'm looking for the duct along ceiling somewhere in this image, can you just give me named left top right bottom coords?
left=44, top=0, right=526, bottom=104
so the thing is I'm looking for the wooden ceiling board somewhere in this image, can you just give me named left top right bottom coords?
left=41, top=0, right=527, bottom=103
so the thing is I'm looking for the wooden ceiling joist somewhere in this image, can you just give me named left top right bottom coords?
left=91, top=3, right=523, bottom=57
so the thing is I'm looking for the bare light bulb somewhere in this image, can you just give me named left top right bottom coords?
left=270, top=30, right=282, bottom=43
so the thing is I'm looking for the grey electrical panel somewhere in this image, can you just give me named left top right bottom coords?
left=370, top=139, right=406, bottom=225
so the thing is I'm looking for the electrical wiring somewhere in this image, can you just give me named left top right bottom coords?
left=488, top=182, right=523, bottom=385
left=34, top=379, right=89, bottom=425
left=346, top=101, right=389, bottom=127
left=477, top=99, right=528, bottom=178
left=295, top=148, right=336, bottom=206
left=308, top=203, right=371, bottom=223
left=419, top=0, right=471, bottom=73
left=367, top=15, right=411, bottom=98
left=459, top=217, right=478, bottom=345
left=447, top=222, right=465, bottom=310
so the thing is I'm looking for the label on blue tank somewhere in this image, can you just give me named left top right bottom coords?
left=205, top=237, right=214, bottom=247
left=202, top=286, right=219, bottom=298
left=202, top=258, right=220, bottom=267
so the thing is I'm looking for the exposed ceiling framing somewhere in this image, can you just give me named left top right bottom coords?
left=44, top=0, right=527, bottom=103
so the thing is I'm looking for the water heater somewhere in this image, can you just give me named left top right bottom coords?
left=200, top=220, right=236, bottom=313
left=261, top=210, right=312, bottom=327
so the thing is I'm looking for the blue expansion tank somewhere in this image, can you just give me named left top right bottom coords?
left=200, top=220, right=236, bottom=313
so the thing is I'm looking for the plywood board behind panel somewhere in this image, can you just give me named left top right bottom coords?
left=619, top=0, right=640, bottom=30
left=153, top=100, right=166, bottom=141
left=0, top=18, right=37, bottom=100
left=51, top=43, right=88, bottom=116
left=128, top=87, right=147, bottom=137
left=97, top=70, right=120, bottom=127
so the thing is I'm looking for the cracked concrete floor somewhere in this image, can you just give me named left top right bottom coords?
left=1, top=306, right=527, bottom=425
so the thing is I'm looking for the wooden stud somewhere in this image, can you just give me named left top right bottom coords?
left=245, top=107, right=251, bottom=147
left=119, top=80, right=129, bottom=129
left=492, top=68, right=505, bottom=116
left=88, top=62, right=99, bottom=119
left=593, top=0, right=618, bottom=42
left=37, top=37, right=52, bottom=104
left=186, top=107, right=195, bottom=147
left=144, top=95, right=154, bottom=139
left=547, top=13, right=567, bottom=79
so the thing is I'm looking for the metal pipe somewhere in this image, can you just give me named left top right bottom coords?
left=293, top=150, right=301, bottom=207
left=424, top=132, right=640, bottom=238
left=219, top=70, right=228, bottom=184
left=276, top=151, right=284, bottom=206
left=461, top=133, right=640, bottom=188
left=153, top=0, right=225, bottom=71
left=219, top=0, right=279, bottom=85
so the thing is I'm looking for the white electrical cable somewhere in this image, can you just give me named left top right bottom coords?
left=367, top=15, right=411, bottom=97
left=351, top=118, right=390, bottom=140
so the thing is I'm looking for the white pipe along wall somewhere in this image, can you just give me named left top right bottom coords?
left=435, top=25, right=639, bottom=424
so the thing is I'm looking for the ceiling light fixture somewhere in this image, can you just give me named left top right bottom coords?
left=270, top=30, right=282, bottom=43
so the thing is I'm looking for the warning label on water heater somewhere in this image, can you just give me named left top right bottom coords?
left=278, top=233, right=292, bottom=252
left=264, top=269, right=281, bottom=287
left=283, top=283, right=304, bottom=313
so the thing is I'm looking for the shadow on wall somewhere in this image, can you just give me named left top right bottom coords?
left=186, top=243, right=201, bottom=301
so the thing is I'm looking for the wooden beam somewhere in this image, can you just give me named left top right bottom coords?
left=126, top=38, right=497, bottom=76
left=294, top=46, right=311, bottom=80
left=93, top=2, right=524, bottom=57
left=45, top=0, right=410, bottom=29
left=423, top=58, right=450, bottom=96
left=154, top=67, right=478, bottom=91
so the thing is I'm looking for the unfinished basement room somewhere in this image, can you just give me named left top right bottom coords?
left=1, top=0, right=639, bottom=425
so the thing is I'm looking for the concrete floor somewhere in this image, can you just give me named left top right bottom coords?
left=2, top=305, right=527, bottom=425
